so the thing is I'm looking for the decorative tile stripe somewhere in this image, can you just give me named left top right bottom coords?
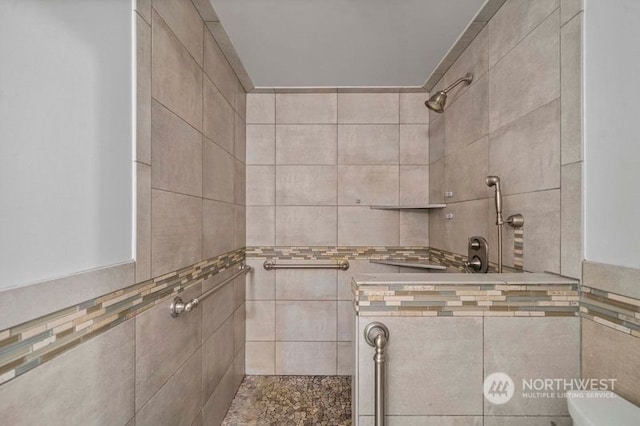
left=514, top=228, right=524, bottom=270
left=581, top=286, right=640, bottom=338
left=246, top=246, right=430, bottom=261
left=429, top=247, right=521, bottom=273
left=353, top=280, right=579, bottom=317
left=0, top=248, right=246, bottom=385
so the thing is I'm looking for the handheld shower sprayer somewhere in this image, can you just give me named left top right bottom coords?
left=486, top=176, right=503, bottom=226
left=486, top=176, right=504, bottom=273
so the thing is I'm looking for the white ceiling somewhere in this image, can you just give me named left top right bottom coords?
left=211, top=0, right=486, bottom=88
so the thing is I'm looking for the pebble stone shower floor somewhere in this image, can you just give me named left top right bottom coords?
left=222, top=376, right=352, bottom=425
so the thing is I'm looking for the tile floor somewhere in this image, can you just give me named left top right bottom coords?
left=223, top=375, right=351, bottom=425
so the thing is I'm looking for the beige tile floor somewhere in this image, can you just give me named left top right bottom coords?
left=223, top=376, right=351, bottom=425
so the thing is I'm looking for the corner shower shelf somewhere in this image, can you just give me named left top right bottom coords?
left=369, top=204, right=446, bottom=210
left=370, top=260, right=446, bottom=270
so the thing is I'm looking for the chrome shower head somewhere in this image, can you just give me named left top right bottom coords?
left=425, top=72, right=473, bottom=113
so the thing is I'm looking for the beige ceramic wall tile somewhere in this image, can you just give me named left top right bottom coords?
left=488, top=0, right=560, bottom=66
left=276, top=93, right=337, bottom=124
left=276, top=166, right=337, bottom=205
left=337, top=342, right=353, bottom=375
left=151, top=190, right=202, bottom=276
left=275, top=269, right=337, bottom=301
left=245, top=301, right=275, bottom=341
left=203, top=30, right=237, bottom=107
left=234, top=305, right=246, bottom=356
left=582, top=261, right=640, bottom=300
left=246, top=93, right=275, bottom=124
left=135, top=283, right=201, bottom=410
left=338, top=125, right=399, bottom=165
left=337, top=207, right=399, bottom=246
left=275, top=206, right=337, bottom=245
left=337, top=301, right=354, bottom=341
left=430, top=199, right=489, bottom=255
left=153, top=0, right=204, bottom=65
left=400, top=165, right=429, bottom=205
left=134, top=0, right=152, bottom=24
left=488, top=99, right=560, bottom=195
left=203, top=77, right=235, bottom=154
left=201, top=360, right=235, bottom=425
left=400, top=211, right=429, bottom=247
left=487, top=189, right=560, bottom=272
left=202, top=317, right=234, bottom=400
left=338, top=93, right=399, bottom=124
left=275, top=125, right=337, bottom=165
left=582, top=319, right=640, bottom=406
left=234, top=205, right=246, bottom=249
left=201, top=277, right=234, bottom=340
left=275, top=301, right=337, bottom=341
left=234, top=112, right=246, bottom=162
left=444, top=26, right=489, bottom=106
left=136, top=14, right=151, bottom=165
left=246, top=206, right=275, bottom=246
left=152, top=11, right=202, bottom=131
left=358, top=316, right=483, bottom=415
left=444, top=73, right=489, bottom=156
left=400, top=125, right=429, bottom=165
left=202, top=199, right=235, bottom=258
left=136, top=163, right=151, bottom=282
left=484, top=317, right=579, bottom=416
left=191, top=0, right=219, bottom=21
left=234, top=160, right=246, bottom=205
left=489, top=11, right=560, bottom=132
left=203, top=137, right=235, bottom=203
left=560, top=162, right=582, bottom=278
left=338, top=165, right=399, bottom=206
left=246, top=125, right=275, bottom=165
left=444, top=136, right=489, bottom=202
left=245, top=341, right=275, bottom=375
left=428, top=158, right=445, bottom=204
left=400, top=93, right=430, bottom=124
left=245, top=258, right=275, bottom=300
left=560, top=0, right=583, bottom=25
left=0, top=321, right=135, bottom=426
left=246, top=166, right=275, bottom=206
left=151, top=101, right=203, bottom=197
left=275, top=342, right=337, bottom=375
left=428, top=115, right=445, bottom=164
left=136, top=349, right=202, bottom=426
left=560, top=13, right=583, bottom=165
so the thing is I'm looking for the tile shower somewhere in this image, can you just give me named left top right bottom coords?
left=0, top=1, right=639, bottom=426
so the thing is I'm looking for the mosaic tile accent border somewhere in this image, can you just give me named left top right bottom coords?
left=245, top=246, right=430, bottom=261
left=581, top=286, right=640, bottom=338
left=0, top=248, right=246, bottom=385
left=352, top=275, right=580, bottom=317
left=514, top=228, right=524, bottom=270
left=429, top=247, right=521, bottom=273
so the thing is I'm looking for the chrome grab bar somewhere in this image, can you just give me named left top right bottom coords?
left=365, top=322, right=389, bottom=426
left=263, top=260, right=350, bottom=271
left=169, top=263, right=252, bottom=317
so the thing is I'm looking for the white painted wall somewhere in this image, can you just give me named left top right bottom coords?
left=0, top=0, right=133, bottom=289
left=584, top=0, right=640, bottom=269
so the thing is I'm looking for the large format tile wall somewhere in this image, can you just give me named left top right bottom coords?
left=429, top=0, right=583, bottom=278
left=581, top=261, right=640, bottom=405
left=0, top=0, right=247, bottom=424
left=244, top=91, right=431, bottom=375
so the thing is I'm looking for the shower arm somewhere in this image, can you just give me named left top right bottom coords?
left=442, top=73, right=473, bottom=94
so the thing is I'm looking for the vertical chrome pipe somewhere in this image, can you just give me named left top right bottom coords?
left=365, top=322, right=390, bottom=426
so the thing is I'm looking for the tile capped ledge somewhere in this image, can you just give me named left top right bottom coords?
left=352, top=272, right=579, bottom=317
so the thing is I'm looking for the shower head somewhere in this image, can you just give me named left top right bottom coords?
left=486, top=175, right=504, bottom=226
left=425, top=73, right=473, bottom=113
